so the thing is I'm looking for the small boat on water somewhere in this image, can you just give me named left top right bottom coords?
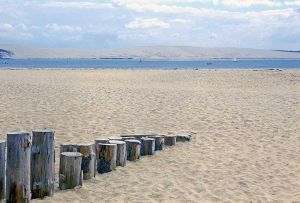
left=232, top=58, right=238, bottom=62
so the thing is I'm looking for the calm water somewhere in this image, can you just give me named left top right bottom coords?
left=0, top=59, right=299, bottom=69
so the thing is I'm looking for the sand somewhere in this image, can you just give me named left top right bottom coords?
left=0, top=69, right=299, bottom=202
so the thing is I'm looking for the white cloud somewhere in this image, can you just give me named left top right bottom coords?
left=115, top=0, right=299, bottom=20
left=42, top=1, right=113, bottom=9
left=115, top=0, right=203, bottom=15
left=112, top=0, right=219, bottom=18
left=30, top=25, right=40, bottom=30
left=209, top=0, right=278, bottom=7
left=209, top=0, right=300, bottom=7
left=19, top=32, right=33, bottom=39
left=210, top=0, right=300, bottom=7
left=244, top=8, right=297, bottom=20
left=284, top=0, right=300, bottom=6
left=156, top=0, right=300, bottom=7
left=114, top=0, right=300, bottom=9
left=126, top=18, right=170, bottom=29
left=0, top=0, right=299, bottom=49
left=171, top=18, right=191, bottom=23
left=16, top=23, right=27, bottom=31
left=46, top=24, right=82, bottom=32
left=0, top=23, right=14, bottom=31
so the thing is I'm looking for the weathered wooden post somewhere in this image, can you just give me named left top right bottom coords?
left=94, top=138, right=109, bottom=159
left=94, top=138, right=110, bottom=177
left=176, top=134, right=192, bottom=142
left=140, top=138, right=155, bottom=156
left=164, top=135, right=177, bottom=146
left=31, top=130, right=55, bottom=199
left=97, top=143, right=117, bottom=174
left=149, top=135, right=165, bottom=150
left=109, top=140, right=126, bottom=167
left=124, top=140, right=141, bottom=161
left=60, top=143, right=78, bottom=153
left=0, top=140, right=5, bottom=201
left=6, top=132, right=31, bottom=203
left=95, top=138, right=109, bottom=143
left=77, top=144, right=95, bottom=180
left=59, top=152, right=82, bottom=190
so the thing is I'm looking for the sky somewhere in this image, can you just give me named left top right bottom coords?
left=0, top=0, right=300, bottom=50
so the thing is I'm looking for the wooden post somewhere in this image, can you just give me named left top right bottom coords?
left=124, top=140, right=141, bottom=161
left=140, top=138, right=155, bottom=156
left=164, top=135, right=177, bottom=146
left=0, top=140, right=5, bottom=201
left=97, top=143, right=117, bottom=174
left=149, top=136, right=165, bottom=151
left=109, top=140, right=126, bottom=167
left=60, top=143, right=78, bottom=153
left=94, top=138, right=109, bottom=160
left=95, top=138, right=109, bottom=143
left=94, top=138, right=109, bottom=177
left=31, top=130, right=55, bottom=199
left=6, top=132, right=31, bottom=203
left=121, top=137, right=135, bottom=141
left=77, top=144, right=95, bottom=180
left=121, top=134, right=152, bottom=140
left=108, top=137, right=123, bottom=141
left=59, top=152, right=82, bottom=190
left=176, top=134, right=192, bottom=142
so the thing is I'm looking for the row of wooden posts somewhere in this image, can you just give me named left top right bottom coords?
left=0, top=130, right=191, bottom=202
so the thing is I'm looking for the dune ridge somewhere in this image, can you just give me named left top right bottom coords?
left=1, top=44, right=300, bottom=59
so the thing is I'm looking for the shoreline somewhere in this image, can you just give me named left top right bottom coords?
left=2, top=57, right=300, bottom=60
left=0, top=67, right=299, bottom=70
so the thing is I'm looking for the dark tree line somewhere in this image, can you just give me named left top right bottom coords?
left=0, top=49, right=14, bottom=58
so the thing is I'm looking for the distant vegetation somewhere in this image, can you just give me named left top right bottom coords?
left=0, top=49, right=14, bottom=58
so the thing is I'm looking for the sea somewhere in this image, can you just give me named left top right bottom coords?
left=0, top=59, right=299, bottom=69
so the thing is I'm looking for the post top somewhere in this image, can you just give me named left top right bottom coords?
left=108, top=137, right=123, bottom=140
left=121, top=136, right=135, bottom=139
left=77, top=143, right=94, bottom=147
left=32, top=129, right=54, bottom=133
left=61, top=152, right=82, bottom=157
left=109, top=140, right=126, bottom=145
left=95, top=138, right=109, bottom=141
left=164, top=135, right=177, bottom=138
left=142, top=137, right=155, bottom=141
left=7, top=131, right=29, bottom=136
left=60, top=143, right=77, bottom=146
left=148, top=135, right=164, bottom=138
left=177, top=134, right=192, bottom=137
left=98, top=143, right=117, bottom=146
left=121, top=134, right=157, bottom=137
left=124, top=139, right=141, bottom=144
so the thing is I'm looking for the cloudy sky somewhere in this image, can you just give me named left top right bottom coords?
left=0, top=0, right=300, bottom=50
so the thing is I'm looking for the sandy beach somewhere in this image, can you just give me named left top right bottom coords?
left=0, top=68, right=299, bottom=203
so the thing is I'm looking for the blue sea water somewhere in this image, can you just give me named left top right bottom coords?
left=0, top=58, right=299, bottom=69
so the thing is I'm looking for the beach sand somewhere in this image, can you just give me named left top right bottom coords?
left=0, top=69, right=299, bottom=202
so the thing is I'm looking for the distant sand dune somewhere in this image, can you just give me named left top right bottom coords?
left=1, top=44, right=300, bottom=59
left=0, top=69, right=299, bottom=202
